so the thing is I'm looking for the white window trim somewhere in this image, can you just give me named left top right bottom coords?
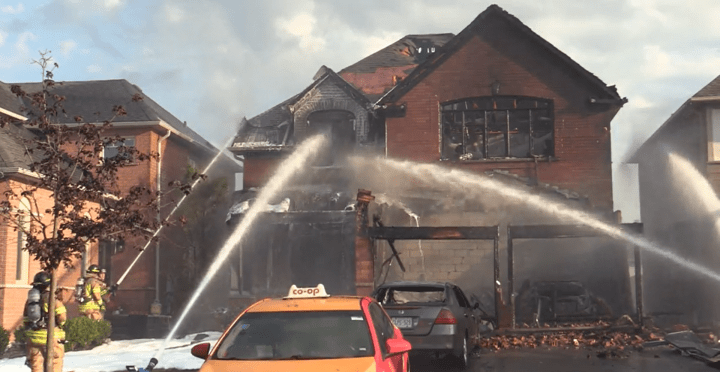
left=15, top=198, right=30, bottom=283
left=708, top=109, right=720, bottom=162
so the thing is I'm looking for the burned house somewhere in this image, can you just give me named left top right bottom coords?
left=228, top=5, right=635, bottom=325
left=629, top=75, right=720, bottom=327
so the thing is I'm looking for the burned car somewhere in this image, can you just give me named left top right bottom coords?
left=372, top=281, right=486, bottom=369
left=515, top=280, right=612, bottom=325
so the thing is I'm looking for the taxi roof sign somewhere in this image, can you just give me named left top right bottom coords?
left=285, top=284, right=330, bottom=299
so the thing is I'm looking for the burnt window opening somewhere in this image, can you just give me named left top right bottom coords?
left=440, top=96, right=554, bottom=161
left=307, top=109, right=356, bottom=166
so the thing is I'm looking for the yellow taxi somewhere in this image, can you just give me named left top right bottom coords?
left=190, top=284, right=412, bottom=372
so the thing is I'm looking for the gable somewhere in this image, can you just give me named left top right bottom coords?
left=290, top=72, right=374, bottom=144
left=380, top=5, right=624, bottom=106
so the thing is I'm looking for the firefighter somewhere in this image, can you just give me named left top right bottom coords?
left=78, top=264, right=110, bottom=320
left=23, top=271, right=67, bottom=372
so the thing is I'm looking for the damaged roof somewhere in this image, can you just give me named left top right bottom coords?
left=17, top=79, right=217, bottom=153
left=230, top=95, right=296, bottom=152
left=231, top=66, right=371, bottom=153
left=339, top=34, right=454, bottom=102
left=487, top=169, right=592, bottom=206
left=380, top=4, right=624, bottom=104
left=0, top=81, right=26, bottom=120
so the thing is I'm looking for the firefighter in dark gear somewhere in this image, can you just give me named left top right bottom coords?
left=23, top=271, right=67, bottom=372
left=78, top=264, right=110, bottom=320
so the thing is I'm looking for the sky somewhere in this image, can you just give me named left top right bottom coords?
left=2, top=1, right=720, bottom=221
left=0, top=331, right=222, bottom=372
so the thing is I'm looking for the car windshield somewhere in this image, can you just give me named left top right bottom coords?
left=214, top=310, right=374, bottom=360
left=379, top=287, right=446, bottom=305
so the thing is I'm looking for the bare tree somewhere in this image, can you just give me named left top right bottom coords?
left=0, top=52, right=187, bottom=372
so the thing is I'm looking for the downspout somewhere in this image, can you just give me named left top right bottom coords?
left=151, top=130, right=172, bottom=315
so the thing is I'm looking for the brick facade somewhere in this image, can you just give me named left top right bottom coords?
left=385, top=34, right=618, bottom=210
left=0, top=179, right=98, bottom=338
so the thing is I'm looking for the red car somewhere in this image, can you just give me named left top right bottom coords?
left=190, top=284, right=412, bottom=372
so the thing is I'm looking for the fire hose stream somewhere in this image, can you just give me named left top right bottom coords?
left=115, top=134, right=236, bottom=289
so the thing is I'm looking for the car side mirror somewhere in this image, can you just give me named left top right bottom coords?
left=473, top=302, right=480, bottom=310
left=191, top=342, right=211, bottom=360
left=386, top=338, right=412, bottom=355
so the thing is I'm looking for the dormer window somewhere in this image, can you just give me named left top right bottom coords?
left=441, top=96, right=554, bottom=161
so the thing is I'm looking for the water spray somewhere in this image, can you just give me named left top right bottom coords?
left=115, top=134, right=237, bottom=288
left=353, top=156, right=720, bottom=284
left=667, top=153, right=720, bottom=236
left=375, top=193, right=425, bottom=274
left=146, top=134, right=327, bottom=366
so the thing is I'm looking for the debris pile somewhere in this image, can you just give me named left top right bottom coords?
left=478, top=321, right=665, bottom=358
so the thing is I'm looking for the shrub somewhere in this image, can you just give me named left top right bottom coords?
left=13, top=327, right=27, bottom=347
left=0, top=326, right=9, bottom=356
left=64, top=317, right=112, bottom=351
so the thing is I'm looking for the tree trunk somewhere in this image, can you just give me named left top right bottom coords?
left=45, top=269, right=57, bottom=372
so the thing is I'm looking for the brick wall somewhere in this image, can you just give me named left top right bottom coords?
left=103, top=128, right=199, bottom=314
left=0, top=179, right=97, bottom=338
left=385, top=31, right=619, bottom=210
left=243, top=156, right=284, bottom=189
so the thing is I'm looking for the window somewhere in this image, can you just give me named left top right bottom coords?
left=15, top=198, right=30, bottom=282
left=452, top=286, right=470, bottom=308
left=709, top=109, right=720, bottom=161
left=103, top=137, right=136, bottom=161
left=377, top=286, right=446, bottom=305
left=368, top=303, right=395, bottom=358
left=441, top=96, right=554, bottom=160
left=214, top=311, right=374, bottom=360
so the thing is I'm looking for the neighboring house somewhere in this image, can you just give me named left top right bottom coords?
left=629, top=75, right=720, bottom=327
left=229, top=5, right=631, bottom=317
left=0, top=81, right=93, bottom=336
left=15, top=79, right=242, bottom=323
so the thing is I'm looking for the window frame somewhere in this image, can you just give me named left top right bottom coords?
left=15, top=197, right=30, bottom=283
left=440, top=96, right=554, bottom=161
left=103, top=136, right=137, bottom=162
left=368, top=302, right=396, bottom=359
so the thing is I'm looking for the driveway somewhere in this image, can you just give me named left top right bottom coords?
left=410, top=346, right=715, bottom=371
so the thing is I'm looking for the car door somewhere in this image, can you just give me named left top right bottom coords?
left=452, top=285, right=477, bottom=339
left=368, top=302, right=406, bottom=372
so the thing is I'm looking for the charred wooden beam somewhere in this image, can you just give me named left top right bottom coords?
left=367, top=226, right=499, bottom=240
left=373, top=217, right=405, bottom=272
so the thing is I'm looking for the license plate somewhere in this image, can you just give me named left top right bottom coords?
left=392, top=317, right=413, bottom=329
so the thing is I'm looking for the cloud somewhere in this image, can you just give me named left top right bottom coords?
left=15, top=32, right=37, bottom=56
left=0, top=31, right=6, bottom=47
left=1, top=4, right=24, bottom=14
left=60, top=40, right=78, bottom=57
left=275, top=12, right=325, bottom=53
left=87, top=64, right=102, bottom=73
left=163, top=2, right=184, bottom=23
left=102, top=0, right=125, bottom=11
